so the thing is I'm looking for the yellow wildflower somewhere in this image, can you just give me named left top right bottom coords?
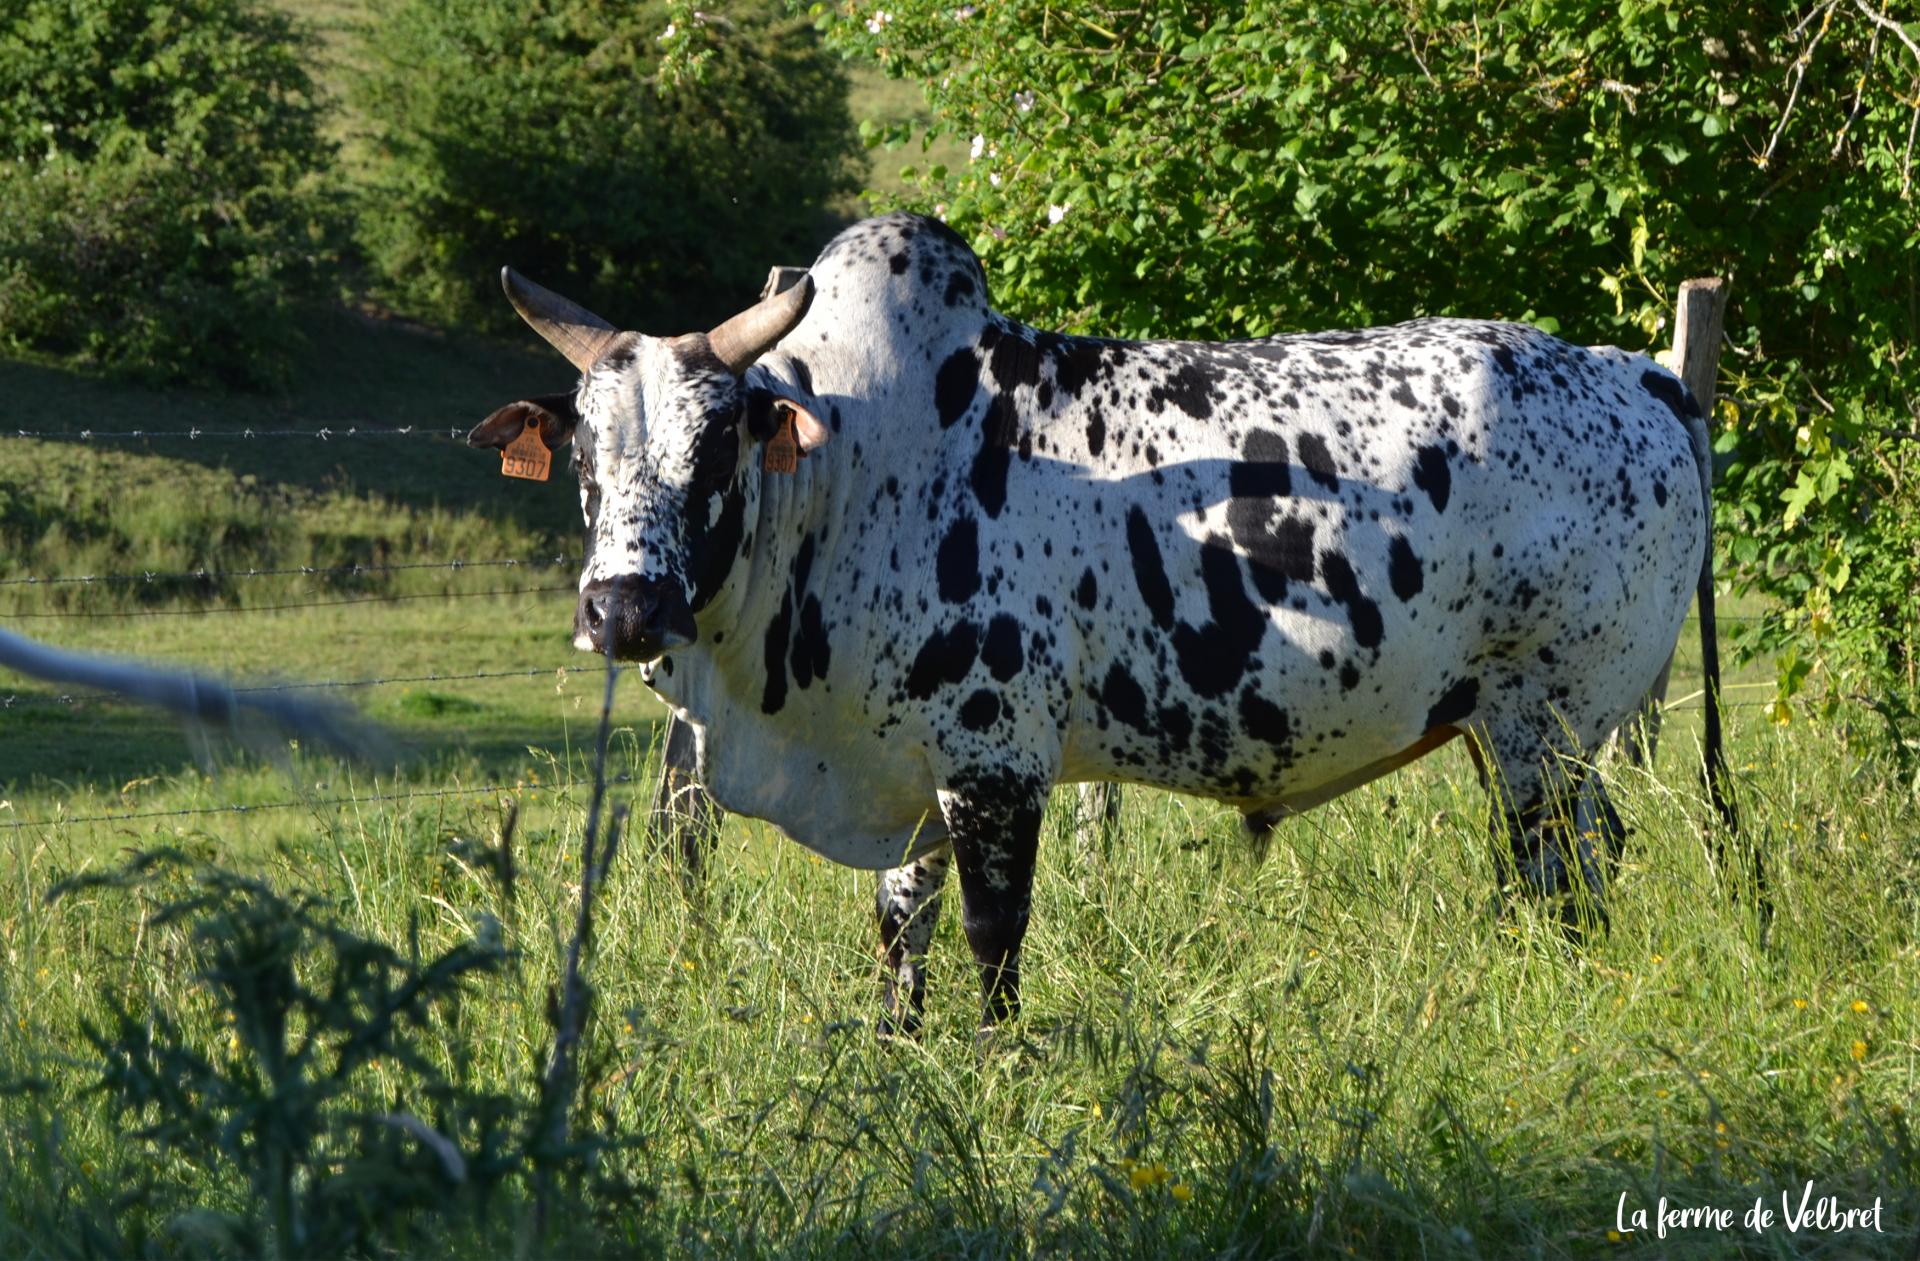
left=1608, top=1229, right=1622, bottom=1243
left=1851, top=1040, right=1868, bottom=1061
left=1851, top=1000, right=1870, bottom=1014
left=1793, top=998, right=1808, bottom=1009
left=1129, top=1161, right=1171, bottom=1192
left=1170, top=1182, right=1193, bottom=1202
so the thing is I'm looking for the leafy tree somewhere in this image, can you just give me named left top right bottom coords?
left=819, top=0, right=1920, bottom=752
left=354, top=0, right=863, bottom=334
left=0, top=0, right=334, bottom=388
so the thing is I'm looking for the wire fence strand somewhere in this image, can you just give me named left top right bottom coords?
left=0, top=556, right=578, bottom=589
left=3, top=664, right=611, bottom=711
left=2, top=585, right=574, bottom=619
left=6, top=425, right=468, bottom=442
left=0, top=774, right=641, bottom=832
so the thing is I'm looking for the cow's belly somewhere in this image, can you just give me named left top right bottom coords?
left=1059, top=489, right=1698, bottom=811
left=1061, top=644, right=1455, bottom=808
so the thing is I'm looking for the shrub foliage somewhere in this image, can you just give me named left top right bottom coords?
left=354, top=0, right=863, bottom=334
left=0, top=0, right=333, bottom=388
left=819, top=0, right=1920, bottom=752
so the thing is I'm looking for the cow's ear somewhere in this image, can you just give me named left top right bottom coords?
left=783, top=401, right=831, bottom=453
left=742, top=387, right=828, bottom=455
left=468, top=393, right=578, bottom=451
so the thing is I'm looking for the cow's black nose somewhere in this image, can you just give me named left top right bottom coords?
left=575, top=574, right=696, bottom=661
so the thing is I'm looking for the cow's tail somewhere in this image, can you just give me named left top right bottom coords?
left=1673, top=382, right=1749, bottom=905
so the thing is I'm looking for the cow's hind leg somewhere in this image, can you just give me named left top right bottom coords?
left=939, top=774, right=1047, bottom=1033
left=1572, top=771, right=1630, bottom=871
left=1476, top=719, right=1615, bottom=934
left=875, top=847, right=950, bottom=1038
left=1074, top=781, right=1122, bottom=862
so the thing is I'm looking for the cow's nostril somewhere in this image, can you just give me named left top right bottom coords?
left=585, top=599, right=604, bottom=628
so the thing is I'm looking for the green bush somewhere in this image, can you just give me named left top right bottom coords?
left=821, top=0, right=1920, bottom=752
left=355, top=0, right=862, bottom=334
left=0, top=0, right=334, bottom=389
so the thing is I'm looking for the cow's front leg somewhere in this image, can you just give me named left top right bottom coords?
left=875, top=847, right=950, bottom=1037
left=938, top=776, right=1046, bottom=1032
left=652, top=714, right=720, bottom=888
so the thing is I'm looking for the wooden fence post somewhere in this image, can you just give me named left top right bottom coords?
left=1619, top=277, right=1727, bottom=767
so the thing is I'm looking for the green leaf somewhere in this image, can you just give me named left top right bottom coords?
left=1780, top=472, right=1819, bottom=529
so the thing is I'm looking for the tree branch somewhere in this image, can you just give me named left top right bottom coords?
left=1760, top=0, right=1839, bottom=172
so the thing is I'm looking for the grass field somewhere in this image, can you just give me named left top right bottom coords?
left=3, top=683, right=1916, bottom=1257
left=3, top=4, right=1917, bottom=1257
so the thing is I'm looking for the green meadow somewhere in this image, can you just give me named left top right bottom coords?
left=3, top=652, right=1916, bottom=1256
left=2, top=2, right=1916, bottom=1256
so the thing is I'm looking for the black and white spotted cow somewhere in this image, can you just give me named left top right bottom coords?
left=471, top=212, right=1735, bottom=1035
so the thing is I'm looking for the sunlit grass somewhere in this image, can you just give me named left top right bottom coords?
left=3, top=698, right=1915, bottom=1257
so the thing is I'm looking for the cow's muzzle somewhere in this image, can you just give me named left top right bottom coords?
left=575, top=575, right=697, bottom=661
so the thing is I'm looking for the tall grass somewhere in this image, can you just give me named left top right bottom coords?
left=2, top=710, right=1915, bottom=1257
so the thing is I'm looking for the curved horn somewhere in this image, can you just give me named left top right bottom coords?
left=500, top=267, right=619, bottom=371
left=707, top=273, right=814, bottom=374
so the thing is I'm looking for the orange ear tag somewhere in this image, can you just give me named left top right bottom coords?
left=501, top=416, right=552, bottom=482
left=762, top=406, right=798, bottom=474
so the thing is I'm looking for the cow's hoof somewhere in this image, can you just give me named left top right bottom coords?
left=973, top=1022, right=1043, bottom=1066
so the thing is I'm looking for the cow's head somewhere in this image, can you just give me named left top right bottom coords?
left=470, top=269, right=826, bottom=661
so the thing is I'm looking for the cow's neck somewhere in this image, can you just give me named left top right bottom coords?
left=664, top=448, right=838, bottom=704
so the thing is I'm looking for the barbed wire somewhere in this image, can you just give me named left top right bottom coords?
left=2, top=585, right=574, bottom=620
left=0, top=665, right=1782, bottom=715
left=0, top=690, right=1793, bottom=831
left=0, top=556, right=579, bottom=589
left=0, top=773, right=641, bottom=832
left=6, top=425, right=467, bottom=442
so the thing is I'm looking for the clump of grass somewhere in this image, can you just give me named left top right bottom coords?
left=0, top=662, right=645, bottom=1259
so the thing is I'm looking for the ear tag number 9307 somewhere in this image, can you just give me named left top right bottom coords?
left=501, top=416, right=551, bottom=482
